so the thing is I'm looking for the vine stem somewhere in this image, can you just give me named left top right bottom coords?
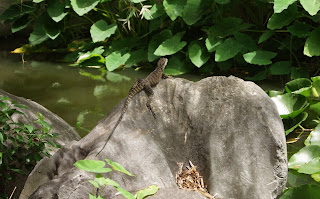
left=271, top=38, right=301, bottom=68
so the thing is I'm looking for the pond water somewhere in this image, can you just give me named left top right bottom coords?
left=0, top=52, right=203, bottom=136
left=0, top=51, right=283, bottom=137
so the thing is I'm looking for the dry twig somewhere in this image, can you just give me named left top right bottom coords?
left=176, top=161, right=215, bottom=199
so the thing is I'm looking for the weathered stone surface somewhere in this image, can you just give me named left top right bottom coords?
left=0, top=89, right=80, bottom=199
left=21, top=76, right=287, bottom=199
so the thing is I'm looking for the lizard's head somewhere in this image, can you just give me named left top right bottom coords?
left=158, top=57, right=168, bottom=71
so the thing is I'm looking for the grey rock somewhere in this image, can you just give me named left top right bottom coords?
left=0, top=89, right=80, bottom=199
left=22, top=76, right=287, bottom=199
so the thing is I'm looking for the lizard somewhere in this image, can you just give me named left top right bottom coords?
left=96, top=57, right=168, bottom=156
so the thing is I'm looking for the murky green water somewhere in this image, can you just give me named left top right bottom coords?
left=0, top=52, right=203, bottom=137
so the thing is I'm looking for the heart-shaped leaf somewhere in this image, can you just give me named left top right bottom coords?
left=271, top=93, right=309, bottom=119
left=288, top=145, right=320, bottom=169
left=74, top=159, right=112, bottom=173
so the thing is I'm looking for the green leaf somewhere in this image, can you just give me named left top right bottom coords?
left=310, top=102, right=320, bottom=114
left=163, top=0, right=186, bottom=21
left=33, top=0, right=45, bottom=2
left=209, top=17, right=251, bottom=38
left=105, top=51, right=130, bottom=71
left=312, top=172, right=320, bottom=182
left=164, top=54, right=195, bottom=75
left=215, top=0, right=231, bottom=4
left=280, top=184, right=320, bottom=199
left=135, top=185, right=159, bottom=199
left=95, top=174, right=108, bottom=186
left=215, top=38, right=242, bottom=62
left=182, top=0, right=211, bottom=25
left=188, top=41, right=210, bottom=67
left=107, top=37, right=138, bottom=53
left=274, top=0, right=297, bottom=13
left=312, top=76, right=320, bottom=82
left=298, top=157, right=320, bottom=174
left=271, top=93, right=309, bottom=119
left=24, top=124, right=34, bottom=133
left=125, top=49, right=147, bottom=67
left=268, top=61, right=291, bottom=75
left=243, top=50, right=277, bottom=65
left=285, top=78, right=312, bottom=96
left=304, top=27, right=320, bottom=57
left=71, top=0, right=100, bottom=16
left=246, top=70, right=268, bottom=81
left=89, top=193, right=104, bottom=199
left=144, top=4, right=165, bottom=20
left=258, top=30, right=275, bottom=44
left=205, top=34, right=222, bottom=52
left=287, top=170, right=320, bottom=187
left=13, top=103, right=29, bottom=109
left=291, top=67, right=309, bottom=79
left=105, top=159, right=135, bottom=176
left=0, top=132, right=3, bottom=144
left=305, top=124, right=320, bottom=146
left=12, top=16, right=33, bottom=33
left=78, top=54, right=105, bottom=67
left=148, top=30, right=172, bottom=61
left=287, top=22, right=312, bottom=38
left=88, top=180, right=100, bottom=188
left=234, top=32, right=257, bottom=52
left=288, top=145, right=320, bottom=169
left=90, top=20, right=117, bottom=43
left=300, top=0, right=320, bottom=16
left=312, top=80, right=320, bottom=98
left=105, top=178, right=135, bottom=199
left=283, top=112, right=308, bottom=135
left=74, top=159, right=112, bottom=173
left=47, top=0, right=68, bottom=22
left=154, top=32, right=186, bottom=56
left=29, top=21, right=49, bottom=46
left=0, top=2, right=37, bottom=20
left=267, top=3, right=297, bottom=30
left=268, top=90, right=283, bottom=98
left=44, top=19, right=61, bottom=40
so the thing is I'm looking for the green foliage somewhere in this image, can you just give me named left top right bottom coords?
left=0, top=0, right=318, bottom=78
left=280, top=184, right=320, bottom=199
left=269, top=76, right=320, bottom=196
left=74, top=159, right=158, bottom=199
left=0, top=96, right=60, bottom=192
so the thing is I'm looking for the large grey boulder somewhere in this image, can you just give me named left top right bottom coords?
left=0, top=89, right=80, bottom=199
left=21, top=76, right=287, bottom=199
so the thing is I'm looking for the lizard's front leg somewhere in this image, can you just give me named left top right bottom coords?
left=144, top=83, right=156, bottom=119
left=162, top=73, right=169, bottom=79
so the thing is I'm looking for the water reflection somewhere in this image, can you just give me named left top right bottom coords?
left=0, top=52, right=202, bottom=137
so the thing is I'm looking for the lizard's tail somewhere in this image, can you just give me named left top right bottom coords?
left=96, top=95, right=132, bottom=156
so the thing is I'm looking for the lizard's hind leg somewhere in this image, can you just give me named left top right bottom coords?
left=144, top=84, right=157, bottom=119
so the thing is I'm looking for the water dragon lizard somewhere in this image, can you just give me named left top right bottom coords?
left=96, top=57, right=168, bottom=156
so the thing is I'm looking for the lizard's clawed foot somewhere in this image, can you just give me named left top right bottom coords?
left=162, top=74, right=170, bottom=79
